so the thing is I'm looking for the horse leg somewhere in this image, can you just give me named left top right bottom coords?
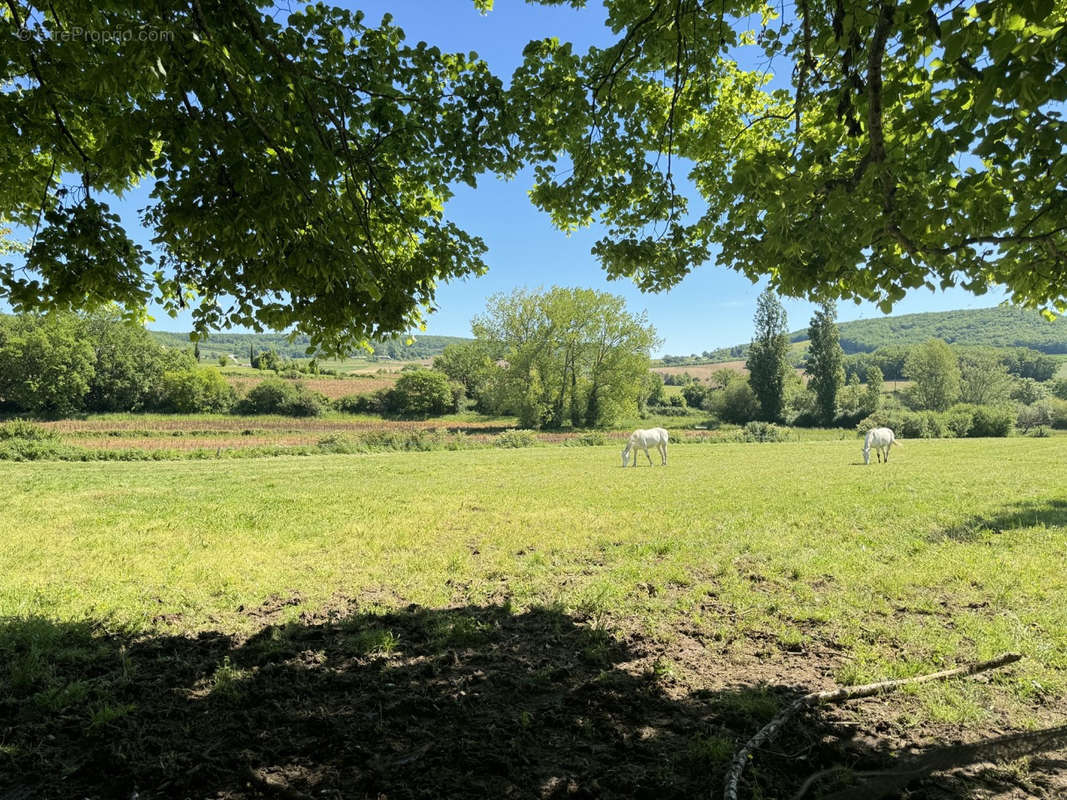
left=660, top=444, right=667, bottom=465
left=645, top=447, right=653, bottom=466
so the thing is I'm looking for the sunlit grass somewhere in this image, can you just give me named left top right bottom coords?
left=2, top=436, right=1065, bottom=727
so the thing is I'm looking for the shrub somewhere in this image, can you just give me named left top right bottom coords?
left=283, top=390, right=326, bottom=417
left=157, top=367, right=235, bottom=413
left=0, top=419, right=60, bottom=440
left=717, top=380, right=760, bottom=424
left=681, top=383, right=707, bottom=410
left=0, top=438, right=84, bottom=461
left=333, top=392, right=386, bottom=414
left=918, top=411, right=946, bottom=438
left=741, top=421, right=790, bottom=443
left=494, top=429, right=539, bottom=448
left=945, top=404, right=976, bottom=438
left=384, top=370, right=455, bottom=417
left=237, top=378, right=324, bottom=416
left=0, top=421, right=79, bottom=460
left=562, top=431, right=607, bottom=446
left=1047, top=397, right=1067, bottom=429
left=316, top=433, right=361, bottom=454
left=969, top=405, right=1014, bottom=437
left=251, top=349, right=282, bottom=371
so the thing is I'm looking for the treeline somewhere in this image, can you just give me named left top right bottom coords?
left=149, top=330, right=473, bottom=362
left=843, top=345, right=1057, bottom=382
left=659, top=344, right=746, bottom=366
left=1, top=288, right=659, bottom=427
left=0, top=310, right=473, bottom=419
left=655, top=293, right=1067, bottom=438
left=0, top=311, right=203, bottom=416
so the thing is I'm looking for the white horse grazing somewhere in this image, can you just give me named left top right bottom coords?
left=622, top=427, right=669, bottom=467
left=863, top=426, right=901, bottom=464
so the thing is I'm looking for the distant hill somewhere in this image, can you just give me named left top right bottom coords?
left=150, top=330, right=474, bottom=361
left=814, top=307, right=1067, bottom=354
left=658, top=306, right=1067, bottom=365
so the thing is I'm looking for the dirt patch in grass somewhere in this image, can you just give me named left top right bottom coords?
left=3, top=599, right=1063, bottom=800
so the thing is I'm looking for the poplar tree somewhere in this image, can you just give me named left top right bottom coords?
left=804, top=301, right=845, bottom=425
left=746, top=289, right=790, bottom=422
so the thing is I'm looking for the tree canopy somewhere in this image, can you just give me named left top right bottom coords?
left=2, top=0, right=516, bottom=352
left=3, top=0, right=1066, bottom=348
left=472, top=287, right=659, bottom=428
left=514, top=0, right=1067, bottom=312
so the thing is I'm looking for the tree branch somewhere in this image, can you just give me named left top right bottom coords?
left=6, top=0, right=96, bottom=167
left=723, top=652, right=1022, bottom=800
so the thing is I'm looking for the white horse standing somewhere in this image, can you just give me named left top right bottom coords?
left=863, top=426, right=901, bottom=464
left=622, top=427, right=669, bottom=467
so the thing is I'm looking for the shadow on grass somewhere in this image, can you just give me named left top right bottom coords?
left=1, top=603, right=1064, bottom=799
left=934, top=497, right=1067, bottom=542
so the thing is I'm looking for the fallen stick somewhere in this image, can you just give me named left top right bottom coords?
left=722, top=651, right=1022, bottom=800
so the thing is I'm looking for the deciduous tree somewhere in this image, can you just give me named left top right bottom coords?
left=514, top=0, right=1067, bottom=315
left=863, top=365, right=884, bottom=415
left=472, top=287, right=659, bottom=428
left=0, top=313, right=95, bottom=415
left=1, top=0, right=516, bottom=352
left=958, top=350, right=1013, bottom=406
left=904, top=339, right=961, bottom=411
left=7, top=0, right=1066, bottom=345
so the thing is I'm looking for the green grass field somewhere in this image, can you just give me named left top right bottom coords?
left=4, top=437, right=1065, bottom=691
left=3, top=436, right=1066, bottom=797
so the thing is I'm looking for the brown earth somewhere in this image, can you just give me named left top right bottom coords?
left=226, top=375, right=398, bottom=398
left=654, top=361, right=749, bottom=380
left=3, top=595, right=1063, bottom=800
left=41, top=418, right=514, bottom=434
left=654, top=361, right=808, bottom=382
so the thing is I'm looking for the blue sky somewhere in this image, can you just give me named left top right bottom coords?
left=6, top=0, right=1009, bottom=356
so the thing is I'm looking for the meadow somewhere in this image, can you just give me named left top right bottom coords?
left=2, top=437, right=1066, bottom=798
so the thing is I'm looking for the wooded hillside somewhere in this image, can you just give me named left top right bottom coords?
left=149, top=332, right=474, bottom=361
left=823, top=307, right=1067, bottom=354
left=661, top=307, right=1067, bottom=365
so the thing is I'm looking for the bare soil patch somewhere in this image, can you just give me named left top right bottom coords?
left=3, top=599, right=1062, bottom=800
